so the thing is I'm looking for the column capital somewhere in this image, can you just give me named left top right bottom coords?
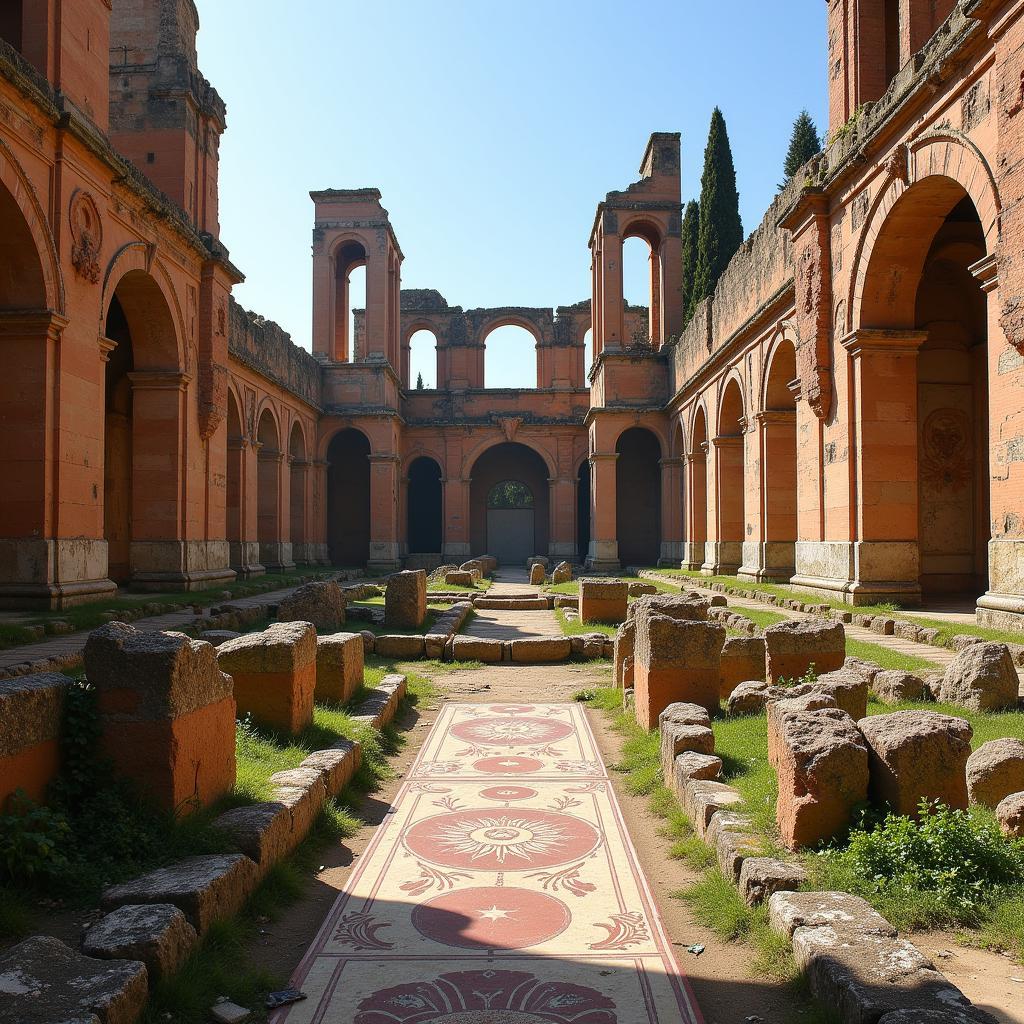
left=711, top=435, right=743, bottom=449
left=969, top=253, right=998, bottom=294
left=589, top=452, right=619, bottom=462
left=128, top=370, right=193, bottom=392
left=0, top=309, right=69, bottom=341
left=98, top=336, right=117, bottom=362
left=659, top=457, right=684, bottom=468
left=756, top=409, right=796, bottom=426
left=227, top=435, right=250, bottom=452
left=839, top=328, right=928, bottom=358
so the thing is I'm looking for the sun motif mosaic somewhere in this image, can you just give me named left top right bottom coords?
left=271, top=702, right=702, bottom=1024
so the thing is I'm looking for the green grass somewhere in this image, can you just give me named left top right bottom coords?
left=427, top=578, right=492, bottom=593
left=973, top=892, right=1024, bottom=961
left=555, top=608, right=618, bottom=638
left=737, top=607, right=789, bottom=630
left=844, top=637, right=941, bottom=673
left=546, top=576, right=680, bottom=597
left=642, top=568, right=1024, bottom=648
left=0, top=565, right=339, bottom=650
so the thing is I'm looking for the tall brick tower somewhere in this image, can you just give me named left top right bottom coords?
left=108, top=0, right=225, bottom=235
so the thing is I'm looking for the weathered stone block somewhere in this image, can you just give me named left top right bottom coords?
left=682, top=779, right=743, bottom=835
left=764, top=620, right=845, bottom=685
left=632, top=592, right=710, bottom=621
left=965, top=738, right=1024, bottom=809
left=509, top=637, right=571, bottom=662
left=628, top=582, right=658, bottom=596
left=300, top=739, right=361, bottom=797
left=374, top=634, right=427, bottom=659
left=716, top=827, right=761, bottom=881
left=775, top=708, right=868, bottom=849
left=315, top=632, right=363, bottom=704
left=857, top=711, right=972, bottom=816
left=738, top=858, right=807, bottom=906
left=212, top=802, right=292, bottom=875
left=85, top=623, right=236, bottom=811
left=528, top=564, right=545, bottom=586
left=102, top=854, right=259, bottom=934
left=719, top=636, right=766, bottom=697
left=633, top=609, right=725, bottom=728
left=82, top=904, right=197, bottom=985
left=613, top=621, right=635, bottom=689
left=996, top=792, right=1024, bottom=837
left=578, top=578, right=628, bottom=624
left=445, top=570, right=476, bottom=587
left=727, top=679, right=771, bottom=716
left=940, top=642, right=1018, bottom=711
left=871, top=669, right=925, bottom=704
left=0, top=672, right=72, bottom=808
left=660, top=722, right=715, bottom=780
left=277, top=580, right=345, bottom=633
left=451, top=637, right=503, bottom=663
left=766, top=685, right=839, bottom=767
left=768, top=890, right=896, bottom=940
left=0, top=934, right=148, bottom=1024
left=671, top=751, right=723, bottom=799
left=551, top=560, right=573, bottom=584
left=385, top=569, right=427, bottom=628
left=217, top=621, right=316, bottom=735
left=814, top=669, right=869, bottom=720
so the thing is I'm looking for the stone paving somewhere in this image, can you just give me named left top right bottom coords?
left=271, top=700, right=702, bottom=1024
left=461, top=570, right=563, bottom=642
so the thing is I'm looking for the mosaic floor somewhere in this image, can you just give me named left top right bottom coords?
left=273, top=702, right=703, bottom=1024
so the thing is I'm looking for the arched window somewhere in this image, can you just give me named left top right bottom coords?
left=408, top=329, right=437, bottom=389
left=487, top=480, right=534, bottom=509
left=583, top=327, right=594, bottom=379
left=484, top=325, right=537, bottom=388
left=333, top=240, right=366, bottom=363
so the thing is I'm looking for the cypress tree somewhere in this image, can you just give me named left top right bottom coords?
left=691, top=107, right=743, bottom=309
left=782, top=109, right=821, bottom=184
left=680, top=199, right=700, bottom=324
left=415, top=371, right=424, bottom=389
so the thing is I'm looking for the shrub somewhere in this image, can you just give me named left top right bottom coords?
left=815, top=799, right=1024, bottom=929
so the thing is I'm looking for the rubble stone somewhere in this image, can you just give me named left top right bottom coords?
left=529, top=563, right=545, bottom=586
left=719, top=636, right=766, bottom=698
left=857, top=711, right=972, bottom=816
left=578, top=578, right=628, bottom=624
left=814, top=669, right=869, bottom=720
left=738, top=858, right=807, bottom=907
left=871, top=669, right=926, bottom=704
left=315, top=632, right=364, bottom=704
left=940, top=642, right=1019, bottom=712
left=551, top=561, right=573, bottom=584
left=277, top=580, right=345, bottom=633
left=966, top=738, right=1024, bottom=809
left=764, top=620, right=845, bottom=685
left=82, top=903, right=197, bottom=984
left=384, top=569, right=427, bottom=628
left=996, top=792, right=1024, bottom=837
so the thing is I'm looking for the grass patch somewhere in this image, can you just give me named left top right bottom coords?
left=555, top=608, right=617, bottom=638
left=427, top=579, right=492, bottom=593
left=736, top=607, right=789, bottom=630
left=0, top=566, right=338, bottom=650
left=844, top=637, right=941, bottom=673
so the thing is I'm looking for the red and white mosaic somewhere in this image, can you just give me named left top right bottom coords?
left=272, top=702, right=703, bottom=1024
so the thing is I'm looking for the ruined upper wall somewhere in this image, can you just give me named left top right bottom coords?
left=228, top=299, right=322, bottom=410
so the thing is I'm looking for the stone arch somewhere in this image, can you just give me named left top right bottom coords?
left=255, top=407, right=283, bottom=568
left=405, top=323, right=439, bottom=389
left=716, top=371, right=746, bottom=434
left=101, top=244, right=186, bottom=372
left=326, top=426, right=372, bottom=566
left=469, top=441, right=550, bottom=562
left=407, top=454, right=443, bottom=555
left=615, top=426, right=662, bottom=567
left=0, top=137, right=63, bottom=313
left=849, top=133, right=1000, bottom=332
left=715, top=376, right=746, bottom=571
left=461, top=434, right=557, bottom=483
left=759, top=333, right=798, bottom=578
left=289, top=420, right=308, bottom=558
left=761, top=327, right=800, bottom=411
left=332, top=236, right=368, bottom=362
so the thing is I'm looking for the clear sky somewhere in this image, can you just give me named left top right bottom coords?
left=196, top=1, right=828, bottom=389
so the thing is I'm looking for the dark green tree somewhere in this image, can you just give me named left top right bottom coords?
left=782, top=109, right=821, bottom=185
left=415, top=371, right=424, bottom=389
left=691, top=107, right=743, bottom=309
left=680, top=199, right=700, bottom=324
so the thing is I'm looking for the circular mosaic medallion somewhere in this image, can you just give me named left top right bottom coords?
left=472, top=755, right=545, bottom=775
left=412, top=886, right=570, bottom=949
left=404, top=808, right=601, bottom=870
left=478, top=785, right=538, bottom=802
left=451, top=716, right=574, bottom=747
left=488, top=704, right=536, bottom=714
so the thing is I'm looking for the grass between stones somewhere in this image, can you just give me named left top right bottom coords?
left=646, top=568, right=1024, bottom=648
left=427, top=579, right=492, bottom=593
left=0, top=566, right=338, bottom=650
left=555, top=608, right=617, bottom=638
left=545, top=577, right=679, bottom=597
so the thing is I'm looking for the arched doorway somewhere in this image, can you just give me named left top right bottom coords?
left=615, top=427, right=661, bottom=567
left=327, top=428, right=371, bottom=566
left=577, top=459, right=591, bottom=562
left=407, top=456, right=443, bottom=555
left=857, top=177, right=992, bottom=603
left=289, top=422, right=307, bottom=564
left=687, top=407, right=709, bottom=569
left=102, top=270, right=182, bottom=586
left=714, top=379, right=745, bottom=573
left=256, top=409, right=283, bottom=570
left=760, top=339, right=797, bottom=580
left=226, top=391, right=245, bottom=570
left=469, top=442, right=549, bottom=562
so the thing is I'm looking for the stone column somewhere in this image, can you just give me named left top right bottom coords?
left=289, top=457, right=311, bottom=565
left=587, top=452, right=619, bottom=570
left=548, top=476, right=577, bottom=561
left=755, top=409, right=797, bottom=581
left=258, top=448, right=290, bottom=572
left=659, top=457, right=684, bottom=566
left=309, top=459, right=330, bottom=564
left=367, top=453, right=401, bottom=569
left=682, top=451, right=706, bottom=570
left=227, top=436, right=261, bottom=576
left=709, top=435, right=743, bottom=574
left=842, top=329, right=927, bottom=605
left=596, top=224, right=624, bottom=352
left=442, top=476, right=472, bottom=562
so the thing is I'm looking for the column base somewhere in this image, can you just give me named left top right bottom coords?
left=681, top=542, right=704, bottom=571
left=131, top=540, right=236, bottom=591
left=587, top=539, right=619, bottom=572
left=976, top=592, right=1024, bottom=631
left=737, top=541, right=795, bottom=582
left=259, top=542, right=296, bottom=574
left=659, top=541, right=684, bottom=567
left=702, top=541, right=741, bottom=575
left=230, top=541, right=266, bottom=578
left=0, top=537, right=118, bottom=608
left=0, top=576, right=119, bottom=610
left=789, top=540, right=922, bottom=607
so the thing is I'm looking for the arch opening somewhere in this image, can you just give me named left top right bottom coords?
left=761, top=339, right=798, bottom=580
left=583, top=327, right=594, bottom=380
left=577, top=459, right=591, bottom=563
left=256, top=410, right=282, bottom=569
left=688, top=408, right=709, bottom=566
left=327, top=428, right=371, bottom=566
left=470, top=443, right=549, bottom=563
left=484, top=325, right=537, bottom=389
left=715, top=380, right=745, bottom=571
left=289, top=422, right=307, bottom=562
left=333, top=240, right=367, bottom=363
left=408, top=329, right=437, bottom=389
left=616, top=427, right=661, bottom=567
left=102, top=271, right=182, bottom=585
left=407, top=456, right=443, bottom=555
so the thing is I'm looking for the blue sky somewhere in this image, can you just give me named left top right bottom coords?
left=197, top=1, right=827, bottom=388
